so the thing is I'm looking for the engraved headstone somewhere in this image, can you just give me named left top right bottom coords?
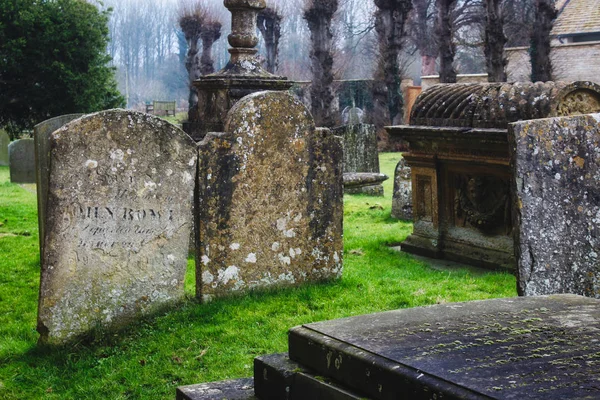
left=38, top=109, right=197, bottom=344
left=510, top=113, right=600, bottom=298
left=196, top=91, right=343, bottom=301
left=0, top=130, right=9, bottom=166
left=34, top=114, right=84, bottom=257
left=391, top=158, right=413, bottom=220
left=8, top=138, right=35, bottom=183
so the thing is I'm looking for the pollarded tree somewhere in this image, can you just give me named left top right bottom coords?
left=199, top=20, right=222, bottom=76
left=484, top=0, right=507, bottom=82
left=179, top=3, right=205, bottom=113
left=530, top=0, right=556, bottom=82
left=0, top=0, right=124, bottom=137
left=409, top=0, right=439, bottom=76
left=304, top=0, right=338, bottom=128
left=435, top=0, right=458, bottom=83
left=258, top=6, right=283, bottom=74
left=373, top=0, right=413, bottom=125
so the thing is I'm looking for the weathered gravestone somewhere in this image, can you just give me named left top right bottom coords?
left=34, top=114, right=84, bottom=257
left=391, top=158, right=413, bottom=220
left=196, top=91, right=343, bottom=301
left=510, top=113, right=600, bottom=298
left=332, top=123, right=379, bottom=174
left=343, top=172, right=388, bottom=196
left=0, top=130, right=9, bottom=166
left=8, top=138, right=35, bottom=183
left=179, top=294, right=600, bottom=400
left=38, top=110, right=197, bottom=344
left=341, top=106, right=364, bottom=126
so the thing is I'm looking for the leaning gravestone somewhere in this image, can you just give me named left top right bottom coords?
left=34, top=114, right=84, bottom=257
left=196, top=91, right=343, bottom=301
left=510, top=113, right=600, bottom=298
left=0, top=130, right=9, bottom=166
left=391, top=158, right=413, bottom=220
left=38, top=109, right=197, bottom=344
left=8, top=138, right=35, bottom=183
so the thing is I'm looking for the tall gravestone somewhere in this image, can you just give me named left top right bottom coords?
left=0, top=130, right=9, bottom=166
left=510, top=113, right=600, bottom=298
left=34, top=114, right=84, bottom=257
left=196, top=91, right=343, bottom=301
left=38, top=109, right=197, bottom=344
left=8, top=138, right=35, bottom=183
left=391, top=158, right=413, bottom=220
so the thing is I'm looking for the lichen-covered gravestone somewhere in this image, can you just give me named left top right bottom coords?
left=34, top=114, right=84, bottom=258
left=391, top=158, right=413, bottom=220
left=0, top=130, right=9, bottom=166
left=196, top=91, right=343, bottom=301
left=510, top=113, right=600, bottom=297
left=9, top=138, right=35, bottom=183
left=38, top=110, right=197, bottom=344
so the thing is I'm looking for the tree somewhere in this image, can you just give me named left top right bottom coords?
left=484, top=0, right=507, bottom=82
left=0, top=0, right=124, bottom=137
left=258, top=6, right=283, bottom=74
left=409, top=0, right=438, bottom=76
left=179, top=3, right=205, bottom=113
left=435, top=0, right=458, bottom=83
left=199, top=20, right=222, bottom=76
left=304, top=0, right=339, bottom=128
left=530, top=0, right=556, bottom=82
left=373, top=0, right=413, bottom=125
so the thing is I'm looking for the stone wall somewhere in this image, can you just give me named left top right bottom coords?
left=506, top=41, right=600, bottom=83
left=420, top=74, right=489, bottom=91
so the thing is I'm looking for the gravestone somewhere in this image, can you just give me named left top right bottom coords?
left=8, top=138, right=35, bottom=183
left=343, top=172, right=388, bottom=197
left=34, top=114, right=84, bottom=257
left=510, top=113, right=600, bottom=298
left=196, top=91, right=343, bottom=301
left=0, top=130, right=9, bottom=166
left=391, top=158, right=413, bottom=220
left=341, top=106, right=364, bottom=126
left=179, top=294, right=600, bottom=400
left=38, top=109, right=197, bottom=344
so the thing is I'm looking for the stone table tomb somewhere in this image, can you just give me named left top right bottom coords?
left=387, top=81, right=600, bottom=271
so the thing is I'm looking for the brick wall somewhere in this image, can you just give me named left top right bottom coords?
left=506, top=41, right=600, bottom=83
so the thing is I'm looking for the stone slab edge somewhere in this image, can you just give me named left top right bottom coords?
left=177, top=378, right=256, bottom=400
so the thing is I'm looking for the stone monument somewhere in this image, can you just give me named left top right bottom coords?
left=37, top=110, right=197, bottom=344
left=391, top=158, right=412, bottom=220
left=34, top=114, right=84, bottom=257
left=8, top=138, right=35, bottom=183
left=387, top=81, right=600, bottom=271
left=196, top=91, right=343, bottom=301
left=0, top=130, right=9, bottom=166
left=191, top=0, right=293, bottom=141
left=510, top=113, right=600, bottom=298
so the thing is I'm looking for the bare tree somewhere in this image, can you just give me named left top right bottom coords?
left=530, top=0, right=556, bottom=82
left=304, top=0, right=339, bottom=128
left=435, top=0, right=457, bottom=83
left=409, top=0, right=438, bottom=76
left=258, top=6, right=283, bottom=74
left=484, top=0, right=507, bottom=81
left=199, top=19, right=222, bottom=76
left=373, top=0, right=413, bottom=125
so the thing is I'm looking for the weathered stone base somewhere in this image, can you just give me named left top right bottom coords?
left=177, top=378, right=256, bottom=400
left=344, top=184, right=384, bottom=196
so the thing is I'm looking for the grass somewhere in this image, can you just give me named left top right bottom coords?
left=0, top=154, right=516, bottom=399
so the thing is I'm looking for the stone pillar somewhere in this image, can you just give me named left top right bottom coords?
left=191, top=0, right=293, bottom=141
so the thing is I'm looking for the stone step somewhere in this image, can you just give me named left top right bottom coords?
left=254, top=353, right=369, bottom=400
left=287, top=295, right=600, bottom=400
left=176, top=378, right=256, bottom=400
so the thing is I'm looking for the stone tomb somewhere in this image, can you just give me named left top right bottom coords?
left=387, top=81, right=600, bottom=271
left=510, top=114, right=600, bottom=298
left=38, top=110, right=197, bottom=344
left=0, top=130, right=9, bottom=166
left=8, top=138, right=35, bottom=183
left=196, top=91, right=343, bottom=301
left=34, top=114, right=84, bottom=257
left=178, top=294, right=600, bottom=399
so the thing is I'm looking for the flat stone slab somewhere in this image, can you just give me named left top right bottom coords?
left=343, top=172, right=388, bottom=188
left=289, top=294, right=600, bottom=400
left=177, top=378, right=256, bottom=400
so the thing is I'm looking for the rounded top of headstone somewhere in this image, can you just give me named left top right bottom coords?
left=409, top=81, right=600, bottom=129
left=342, top=107, right=365, bottom=126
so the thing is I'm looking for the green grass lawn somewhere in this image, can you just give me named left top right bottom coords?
left=0, top=154, right=516, bottom=399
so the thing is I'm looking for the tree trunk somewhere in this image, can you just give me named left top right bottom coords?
left=304, top=0, right=338, bottom=128
left=374, top=0, right=413, bottom=126
left=484, top=0, right=507, bottom=82
left=411, top=0, right=439, bottom=77
left=435, top=0, right=457, bottom=83
left=530, top=0, right=556, bottom=82
left=200, top=21, right=222, bottom=76
left=258, top=8, right=282, bottom=74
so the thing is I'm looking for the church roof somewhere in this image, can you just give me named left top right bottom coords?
left=552, top=0, right=600, bottom=36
